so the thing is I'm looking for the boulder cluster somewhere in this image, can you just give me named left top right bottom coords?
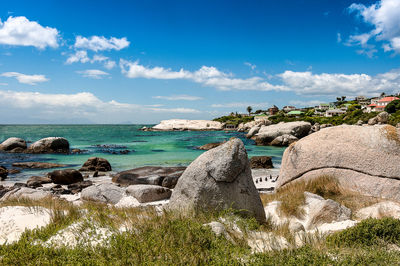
left=0, top=137, right=69, bottom=154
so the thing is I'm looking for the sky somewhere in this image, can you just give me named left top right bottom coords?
left=0, top=0, right=399, bottom=124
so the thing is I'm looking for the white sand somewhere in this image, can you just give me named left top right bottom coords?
left=0, top=206, right=51, bottom=245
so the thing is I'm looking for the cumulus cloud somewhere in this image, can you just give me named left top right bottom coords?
left=348, top=0, right=400, bottom=54
left=0, top=16, right=59, bottom=49
left=1, top=72, right=49, bottom=85
left=152, top=95, right=203, bottom=101
left=76, top=69, right=109, bottom=79
left=120, top=60, right=287, bottom=91
left=66, top=50, right=90, bottom=64
left=0, top=90, right=202, bottom=123
left=74, top=36, right=130, bottom=52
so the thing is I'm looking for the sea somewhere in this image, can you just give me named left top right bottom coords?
left=0, top=125, right=286, bottom=183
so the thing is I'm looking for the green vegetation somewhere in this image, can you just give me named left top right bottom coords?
left=386, top=100, right=400, bottom=114
left=327, top=217, right=400, bottom=248
left=0, top=196, right=400, bottom=264
left=213, top=114, right=255, bottom=126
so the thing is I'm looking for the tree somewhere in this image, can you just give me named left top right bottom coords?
left=380, top=92, right=386, bottom=97
left=336, top=97, right=341, bottom=102
left=341, top=96, right=346, bottom=101
left=247, top=106, right=253, bottom=115
left=385, top=99, right=400, bottom=113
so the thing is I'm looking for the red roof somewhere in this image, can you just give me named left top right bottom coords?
left=378, top=96, right=399, bottom=103
left=368, top=103, right=377, bottom=107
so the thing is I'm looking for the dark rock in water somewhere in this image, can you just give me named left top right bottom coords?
left=26, top=176, right=52, bottom=188
left=250, top=156, right=274, bottom=169
left=92, top=144, right=128, bottom=149
left=130, top=140, right=148, bottom=143
left=169, top=138, right=266, bottom=223
left=68, top=180, right=93, bottom=194
left=151, top=149, right=165, bottom=152
left=27, top=137, right=70, bottom=154
left=0, top=137, right=27, bottom=152
left=197, top=142, right=224, bottom=150
left=0, top=166, right=8, bottom=180
left=8, top=169, right=21, bottom=174
left=12, top=162, right=67, bottom=169
left=120, top=150, right=130, bottom=154
left=48, top=169, right=83, bottom=185
left=71, top=149, right=88, bottom=154
left=79, top=157, right=112, bottom=172
left=112, top=166, right=186, bottom=188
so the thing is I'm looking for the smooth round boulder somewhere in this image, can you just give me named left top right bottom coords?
left=27, top=137, right=69, bottom=154
left=0, top=137, right=27, bottom=152
left=254, top=121, right=311, bottom=146
left=277, top=125, right=400, bottom=201
left=126, top=185, right=172, bottom=203
left=250, top=156, right=273, bottom=169
left=168, top=138, right=266, bottom=223
left=81, top=183, right=124, bottom=204
left=48, top=169, right=83, bottom=185
left=79, top=157, right=112, bottom=172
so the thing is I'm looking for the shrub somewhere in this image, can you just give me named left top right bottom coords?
left=327, top=217, right=400, bottom=247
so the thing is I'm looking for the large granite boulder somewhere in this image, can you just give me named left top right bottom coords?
left=79, top=157, right=112, bottom=172
left=48, top=169, right=83, bottom=185
left=168, top=138, right=266, bottom=223
left=81, top=183, right=124, bottom=204
left=0, top=137, right=27, bottom=152
left=112, top=166, right=186, bottom=188
left=277, top=125, right=400, bottom=201
left=152, top=119, right=224, bottom=131
left=368, top=111, right=389, bottom=125
left=250, top=156, right=273, bottom=169
left=254, top=121, right=311, bottom=145
left=126, top=185, right=172, bottom=203
left=246, top=126, right=260, bottom=138
left=27, top=137, right=69, bottom=153
left=1, top=187, right=52, bottom=201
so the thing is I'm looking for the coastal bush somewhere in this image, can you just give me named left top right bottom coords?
left=213, top=115, right=254, bottom=126
left=327, top=218, right=400, bottom=248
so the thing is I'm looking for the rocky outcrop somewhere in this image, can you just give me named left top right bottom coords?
left=254, top=121, right=311, bottom=146
left=238, top=118, right=271, bottom=132
left=27, top=137, right=69, bottom=153
left=368, top=111, right=389, bottom=125
left=249, top=156, right=273, bottom=169
left=277, top=125, right=400, bottom=201
left=67, top=180, right=93, bottom=194
left=126, top=185, right=172, bottom=203
left=79, top=157, right=112, bottom=172
left=197, top=142, right=224, bottom=150
left=270, top=134, right=298, bottom=146
left=168, top=138, right=266, bottom=223
left=0, top=137, right=27, bottom=152
left=245, top=126, right=260, bottom=138
left=26, top=176, right=52, bottom=188
left=355, top=201, right=400, bottom=220
left=12, top=162, right=66, bottom=169
left=81, top=183, right=124, bottom=204
left=0, top=166, right=8, bottom=181
left=48, top=169, right=83, bottom=185
left=1, top=187, right=52, bottom=201
left=112, top=166, right=186, bottom=188
left=152, top=119, right=224, bottom=131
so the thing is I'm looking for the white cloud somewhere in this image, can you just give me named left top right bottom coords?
left=76, top=69, right=109, bottom=79
left=0, top=90, right=202, bottom=123
left=0, top=16, right=59, bottom=49
left=74, top=36, right=129, bottom=52
left=337, top=33, right=342, bottom=43
left=153, top=95, right=203, bottom=101
left=1, top=72, right=49, bottom=85
left=66, top=50, right=90, bottom=64
left=244, top=62, right=256, bottom=70
left=211, top=102, right=269, bottom=108
left=103, top=60, right=116, bottom=69
left=348, top=0, right=400, bottom=54
left=120, top=59, right=190, bottom=79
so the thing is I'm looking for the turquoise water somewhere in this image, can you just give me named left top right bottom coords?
left=0, top=125, right=286, bottom=181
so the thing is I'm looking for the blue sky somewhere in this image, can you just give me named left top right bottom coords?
left=0, top=0, right=399, bottom=123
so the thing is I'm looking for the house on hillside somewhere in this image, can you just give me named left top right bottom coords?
left=325, top=109, right=346, bottom=117
left=268, top=105, right=279, bottom=115
left=287, top=110, right=304, bottom=117
left=366, top=96, right=399, bottom=113
left=282, top=106, right=296, bottom=112
left=355, top=95, right=367, bottom=101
